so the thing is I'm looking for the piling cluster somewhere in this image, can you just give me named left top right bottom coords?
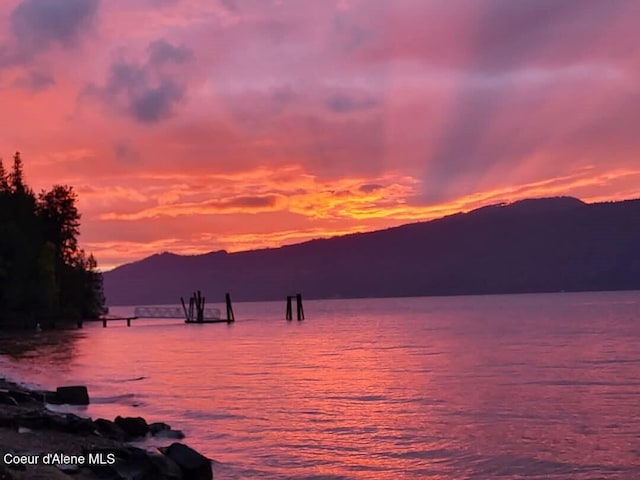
left=285, top=293, right=305, bottom=321
left=181, top=291, right=206, bottom=323
left=180, top=291, right=235, bottom=323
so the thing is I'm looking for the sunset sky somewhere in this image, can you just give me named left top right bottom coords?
left=0, top=0, right=639, bottom=270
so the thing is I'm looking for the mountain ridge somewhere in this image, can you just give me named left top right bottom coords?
left=103, top=196, right=640, bottom=305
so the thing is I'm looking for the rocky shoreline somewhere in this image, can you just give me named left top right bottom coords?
left=0, top=378, right=212, bottom=479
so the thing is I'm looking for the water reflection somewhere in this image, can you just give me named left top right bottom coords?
left=0, top=329, right=83, bottom=367
left=0, top=293, right=639, bottom=479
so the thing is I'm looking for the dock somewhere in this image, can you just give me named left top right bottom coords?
left=78, top=316, right=138, bottom=328
left=81, top=290, right=306, bottom=328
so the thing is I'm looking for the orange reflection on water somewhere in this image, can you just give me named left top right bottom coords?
left=2, top=294, right=639, bottom=479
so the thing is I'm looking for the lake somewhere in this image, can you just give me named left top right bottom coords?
left=1, top=292, right=639, bottom=479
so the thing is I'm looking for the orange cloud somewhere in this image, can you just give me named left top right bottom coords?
left=2, top=1, right=640, bottom=270
left=76, top=162, right=640, bottom=271
left=101, top=194, right=285, bottom=220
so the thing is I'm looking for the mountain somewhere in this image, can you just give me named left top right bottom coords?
left=103, top=197, right=640, bottom=305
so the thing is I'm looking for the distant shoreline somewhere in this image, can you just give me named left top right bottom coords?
left=104, top=197, right=640, bottom=306
left=106, top=287, right=640, bottom=308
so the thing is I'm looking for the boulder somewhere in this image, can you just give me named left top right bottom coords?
left=0, top=412, right=15, bottom=428
left=55, top=386, right=89, bottom=405
left=94, top=418, right=127, bottom=441
left=148, top=452, right=183, bottom=480
left=114, top=415, right=149, bottom=438
left=111, top=448, right=155, bottom=480
left=149, top=422, right=171, bottom=435
left=155, top=429, right=185, bottom=440
left=16, top=411, right=49, bottom=430
left=150, top=422, right=185, bottom=439
left=48, top=413, right=95, bottom=435
left=5, top=390, right=31, bottom=404
left=31, top=390, right=58, bottom=403
left=162, top=443, right=212, bottom=480
left=0, top=392, right=18, bottom=406
left=83, top=447, right=151, bottom=480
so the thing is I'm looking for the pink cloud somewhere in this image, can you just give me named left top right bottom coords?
left=0, top=0, right=639, bottom=269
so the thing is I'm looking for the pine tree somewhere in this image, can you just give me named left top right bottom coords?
left=0, top=158, right=9, bottom=192
left=10, top=151, right=25, bottom=194
left=37, top=185, right=81, bottom=264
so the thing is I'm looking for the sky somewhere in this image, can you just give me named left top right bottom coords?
left=0, top=0, right=639, bottom=270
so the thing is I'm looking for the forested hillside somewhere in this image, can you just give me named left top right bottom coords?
left=104, top=197, right=640, bottom=305
left=0, top=152, right=105, bottom=328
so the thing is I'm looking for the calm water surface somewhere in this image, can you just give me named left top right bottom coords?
left=1, top=292, right=640, bottom=479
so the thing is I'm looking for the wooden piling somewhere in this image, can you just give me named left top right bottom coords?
left=180, top=297, right=189, bottom=321
left=77, top=320, right=83, bottom=329
left=225, top=293, right=235, bottom=323
left=195, top=290, right=205, bottom=323
left=296, top=293, right=304, bottom=321
left=286, top=296, right=293, bottom=320
left=102, top=318, right=107, bottom=328
left=127, top=317, right=131, bottom=327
